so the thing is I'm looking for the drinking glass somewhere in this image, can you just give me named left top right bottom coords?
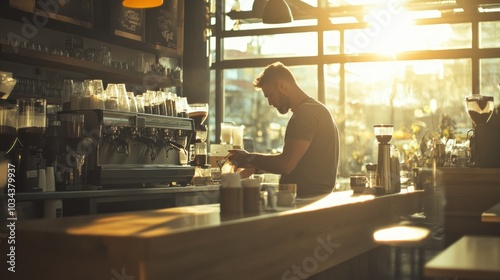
left=177, top=97, right=189, bottom=118
left=128, top=92, right=138, bottom=113
left=61, top=79, right=73, bottom=111
left=116, top=84, right=130, bottom=112
left=80, top=80, right=94, bottom=109
left=93, top=80, right=104, bottom=96
left=83, top=80, right=94, bottom=96
left=232, top=125, right=244, bottom=149
left=365, top=163, right=377, bottom=189
left=159, top=91, right=168, bottom=115
left=144, top=90, right=156, bottom=114
left=17, top=98, right=46, bottom=149
left=135, top=95, right=145, bottom=113
left=171, top=93, right=178, bottom=116
left=221, top=122, right=233, bottom=145
left=105, top=84, right=119, bottom=110
left=150, top=91, right=162, bottom=115
left=70, top=81, right=84, bottom=110
left=166, top=92, right=175, bottom=116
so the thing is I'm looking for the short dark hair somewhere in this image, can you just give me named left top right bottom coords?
left=253, top=61, right=296, bottom=89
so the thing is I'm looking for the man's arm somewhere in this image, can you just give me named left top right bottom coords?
left=228, top=139, right=311, bottom=174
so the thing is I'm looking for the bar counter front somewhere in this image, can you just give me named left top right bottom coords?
left=2, top=189, right=424, bottom=280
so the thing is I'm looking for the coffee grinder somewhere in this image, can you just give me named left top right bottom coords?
left=374, top=124, right=400, bottom=194
left=0, top=72, right=17, bottom=222
left=188, top=103, right=209, bottom=167
left=13, top=98, right=47, bottom=192
left=465, top=95, right=500, bottom=167
left=0, top=101, right=17, bottom=160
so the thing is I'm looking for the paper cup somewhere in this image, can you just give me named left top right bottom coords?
left=221, top=172, right=241, bottom=188
left=220, top=187, right=243, bottom=216
left=243, top=186, right=260, bottom=213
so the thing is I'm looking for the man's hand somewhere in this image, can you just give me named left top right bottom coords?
left=237, top=168, right=256, bottom=179
left=227, top=149, right=255, bottom=169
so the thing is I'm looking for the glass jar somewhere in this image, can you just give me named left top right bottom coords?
left=365, top=163, right=377, bottom=188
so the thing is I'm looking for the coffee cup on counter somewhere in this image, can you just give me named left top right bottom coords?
left=277, top=183, right=297, bottom=207
left=350, top=175, right=366, bottom=194
left=241, top=178, right=261, bottom=214
left=220, top=173, right=243, bottom=216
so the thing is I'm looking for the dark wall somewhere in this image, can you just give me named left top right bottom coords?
left=183, top=0, right=210, bottom=103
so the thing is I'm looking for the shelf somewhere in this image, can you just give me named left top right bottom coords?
left=0, top=2, right=182, bottom=58
left=0, top=43, right=181, bottom=88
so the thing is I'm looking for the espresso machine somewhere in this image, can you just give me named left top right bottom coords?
left=374, top=124, right=401, bottom=194
left=465, top=95, right=500, bottom=168
left=56, top=109, right=195, bottom=189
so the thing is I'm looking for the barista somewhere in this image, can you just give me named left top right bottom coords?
left=227, top=62, right=340, bottom=198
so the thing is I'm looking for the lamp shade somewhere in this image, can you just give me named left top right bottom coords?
left=262, top=0, right=293, bottom=24
left=252, top=0, right=268, bottom=18
left=122, top=0, right=163, bottom=8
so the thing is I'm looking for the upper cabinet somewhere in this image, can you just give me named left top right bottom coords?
left=0, top=0, right=185, bottom=101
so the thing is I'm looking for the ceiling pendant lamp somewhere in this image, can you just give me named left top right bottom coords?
left=252, top=0, right=268, bottom=18
left=262, top=0, right=293, bottom=24
left=122, top=0, right=163, bottom=8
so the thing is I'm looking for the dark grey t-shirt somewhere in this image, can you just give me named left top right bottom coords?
left=279, top=98, right=339, bottom=197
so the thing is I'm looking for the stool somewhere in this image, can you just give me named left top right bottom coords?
left=373, top=224, right=431, bottom=280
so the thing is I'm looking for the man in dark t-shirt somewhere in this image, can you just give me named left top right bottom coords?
left=227, top=62, right=339, bottom=197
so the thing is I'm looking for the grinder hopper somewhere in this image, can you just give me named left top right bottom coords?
left=0, top=71, right=16, bottom=100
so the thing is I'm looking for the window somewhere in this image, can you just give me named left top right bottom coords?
left=210, top=0, right=500, bottom=177
left=224, top=33, right=318, bottom=60
left=480, top=21, right=500, bottom=48
left=344, top=23, right=471, bottom=54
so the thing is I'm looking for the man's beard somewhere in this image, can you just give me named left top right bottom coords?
left=277, top=97, right=290, bottom=114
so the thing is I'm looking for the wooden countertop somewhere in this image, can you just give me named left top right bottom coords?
left=2, top=190, right=424, bottom=280
left=425, top=235, right=500, bottom=279
left=482, top=202, right=500, bottom=223
left=7, top=185, right=220, bottom=201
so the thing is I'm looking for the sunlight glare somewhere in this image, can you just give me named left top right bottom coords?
left=362, top=10, right=452, bottom=55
